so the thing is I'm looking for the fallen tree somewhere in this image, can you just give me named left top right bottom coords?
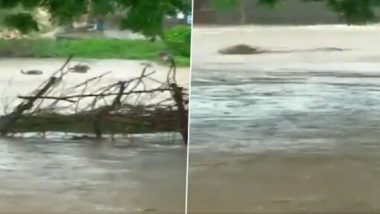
left=0, top=55, right=189, bottom=145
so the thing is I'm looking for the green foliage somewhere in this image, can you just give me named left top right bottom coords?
left=3, top=13, right=39, bottom=33
left=119, top=0, right=190, bottom=39
left=0, top=0, right=191, bottom=38
left=0, top=38, right=190, bottom=66
left=164, top=25, right=191, bottom=57
left=211, top=0, right=279, bottom=11
left=301, top=0, right=380, bottom=24
left=42, top=0, right=90, bottom=25
left=90, top=0, right=115, bottom=16
left=257, top=0, right=281, bottom=7
left=0, top=0, right=40, bottom=8
left=325, top=0, right=377, bottom=24
left=212, top=0, right=238, bottom=11
left=211, top=0, right=380, bottom=24
left=0, top=0, right=20, bottom=8
left=120, top=1, right=165, bottom=40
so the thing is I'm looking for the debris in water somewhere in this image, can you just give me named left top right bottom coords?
left=218, top=44, right=268, bottom=55
left=69, top=64, right=90, bottom=73
left=20, top=69, right=43, bottom=75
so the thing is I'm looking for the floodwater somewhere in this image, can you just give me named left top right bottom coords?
left=188, top=25, right=380, bottom=213
left=0, top=59, right=188, bottom=213
left=0, top=58, right=189, bottom=113
left=0, top=135, right=186, bottom=213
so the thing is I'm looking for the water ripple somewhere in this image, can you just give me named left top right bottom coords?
left=190, top=65, right=380, bottom=154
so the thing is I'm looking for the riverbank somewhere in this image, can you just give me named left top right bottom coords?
left=0, top=39, right=190, bottom=66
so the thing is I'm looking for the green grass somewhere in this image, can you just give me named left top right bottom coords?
left=0, top=38, right=190, bottom=66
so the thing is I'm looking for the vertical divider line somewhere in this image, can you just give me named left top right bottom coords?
left=185, top=0, right=195, bottom=213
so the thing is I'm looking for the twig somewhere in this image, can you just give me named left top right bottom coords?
left=18, top=96, right=76, bottom=103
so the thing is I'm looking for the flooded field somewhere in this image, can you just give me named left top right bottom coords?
left=188, top=25, right=380, bottom=213
left=0, top=135, right=186, bottom=213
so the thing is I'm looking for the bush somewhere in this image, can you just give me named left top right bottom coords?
left=164, top=25, right=191, bottom=57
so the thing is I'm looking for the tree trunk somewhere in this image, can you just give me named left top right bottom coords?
left=0, top=77, right=58, bottom=135
left=93, top=114, right=102, bottom=139
left=239, top=0, right=247, bottom=24
left=170, top=83, right=188, bottom=145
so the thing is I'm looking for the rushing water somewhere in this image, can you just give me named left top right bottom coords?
left=190, top=65, right=380, bottom=154
left=188, top=26, right=380, bottom=213
left=0, top=135, right=186, bottom=214
left=0, top=58, right=189, bottom=113
left=189, top=25, right=380, bottom=154
left=0, top=58, right=188, bottom=213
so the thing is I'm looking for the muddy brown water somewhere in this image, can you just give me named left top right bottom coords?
left=0, top=135, right=186, bottom=214
left=188, top=25, right=380, bottom=213
left=0, top=58, right=189, bottom=113
left=0, top=59, right=188, bottom=213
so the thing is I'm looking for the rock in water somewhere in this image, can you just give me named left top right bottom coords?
left=218, top=44, right=267, bottom=55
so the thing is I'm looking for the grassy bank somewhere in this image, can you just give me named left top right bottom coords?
left=0, top=38, right=190, bottom=66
